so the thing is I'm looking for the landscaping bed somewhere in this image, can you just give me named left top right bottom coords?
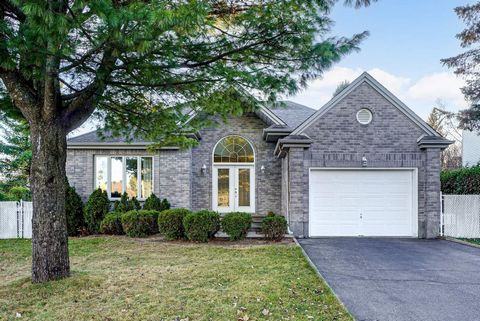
left=0, top=236, right=351, bottom=321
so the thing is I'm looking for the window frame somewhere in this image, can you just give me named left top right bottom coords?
left=94, top=155, right=154, bottom=200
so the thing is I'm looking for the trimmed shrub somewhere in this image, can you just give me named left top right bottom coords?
left=158, top=208, right=191, bottom=240
left=66, top=183, right=84, bottom=236
left=262, top=213, right=288, bottom=241
left=221, top=212, right=252, bottom=241
left=84, top=188, right=110, bottom=233
left=183, top=210, right=220, bottom=242
left=8, top=186, right=31, bottom=201
left=100, top=212, right=124, bottom=235
left=441, top=165, right=480, bottom=194
left=121, top=210, right=159, bottom=237
left=113, top=192, right=141, bottom=212
left=143, top=194, right=171, bottom=212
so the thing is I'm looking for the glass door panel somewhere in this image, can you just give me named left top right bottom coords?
left=217, top=168, right=230, bottom=207
left=238, top=168, right=250, bottom=207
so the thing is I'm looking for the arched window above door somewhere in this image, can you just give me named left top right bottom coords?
left=213, top=136, right=254, bottom=163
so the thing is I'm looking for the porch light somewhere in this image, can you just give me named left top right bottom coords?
left=201, top=164, right=207, bottom=174
left=362, top=156, right=368, bottom=167
left=261, top=165, right=265, bottom=173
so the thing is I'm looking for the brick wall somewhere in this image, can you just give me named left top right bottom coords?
left=191, top=113, right=282, bottom=215
left=288, top=82, right=440, bottom=238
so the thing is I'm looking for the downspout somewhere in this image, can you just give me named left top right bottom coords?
left=285, top=151, right=293, bottom=235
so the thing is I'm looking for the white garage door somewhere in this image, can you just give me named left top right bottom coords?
left=309, top=169, right=417, bottom=237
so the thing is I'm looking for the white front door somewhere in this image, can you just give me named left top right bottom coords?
left=213, top=165, right=255, bottom=213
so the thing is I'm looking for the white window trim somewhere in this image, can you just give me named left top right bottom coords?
left=211, top=135, right=256, bottom=213
left=94, top=155, right=154, bottom=201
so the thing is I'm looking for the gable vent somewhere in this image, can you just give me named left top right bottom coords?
left=356, top=109, right=373, bottom=125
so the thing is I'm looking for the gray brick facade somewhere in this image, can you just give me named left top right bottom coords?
left=285, top=82, right=443, bottom=238
left=191, top=113, right=282, bottom=215
left=66, top=73, right=447, bottom=239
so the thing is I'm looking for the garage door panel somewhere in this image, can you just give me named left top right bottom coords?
left=309, top=170, right=417, bottom=237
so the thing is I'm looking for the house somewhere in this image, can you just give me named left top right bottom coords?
left=66, top=72, right=452, bottom=238
left=462, top=130, right=480, bottom=167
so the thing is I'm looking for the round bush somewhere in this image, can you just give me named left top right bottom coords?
left=262, top=213, right=288, bottom=241
left=84, top=188, right=110, bottom=234
left=221, top=212, right=252, bottom=241
left=158, top=208, right=191, bottom=240
left=183, top=210, right=220, bottom=242
left=121, top=210, right=159, bottom=237
left=100, top=212, right=124, bottom=235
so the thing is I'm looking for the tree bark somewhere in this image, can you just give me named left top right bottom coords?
left=30, top=119, right=69, bottom=283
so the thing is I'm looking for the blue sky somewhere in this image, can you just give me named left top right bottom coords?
left=291, top=0, right=471, bottom=119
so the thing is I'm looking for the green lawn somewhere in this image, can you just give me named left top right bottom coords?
left=460, top=238, right=480, bottom=246
left=0, top=236, right=351, bottom=321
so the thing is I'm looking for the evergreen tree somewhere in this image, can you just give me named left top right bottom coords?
left=442, top=3, right=480, bottom=131
left=0, top=0, right=374, bottom=282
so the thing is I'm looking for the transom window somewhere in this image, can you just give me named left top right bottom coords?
left=213, top=136, right=254, bottom=163
left=95, top=156, right=153, bottom=199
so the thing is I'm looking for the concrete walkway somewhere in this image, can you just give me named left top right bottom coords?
left=298, top=238, right=480, bottom=321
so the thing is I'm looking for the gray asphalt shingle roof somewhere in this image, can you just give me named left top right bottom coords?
left=269, top=101, right=316, bottom=128
left=68, top=100, right=316, bottom=144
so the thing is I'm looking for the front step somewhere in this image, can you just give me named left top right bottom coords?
left=250, top=215, right=265, bottom=233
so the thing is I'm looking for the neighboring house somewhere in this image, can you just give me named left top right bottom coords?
left=462, top=130, right=480, bottom=167
left=66, top=72, right=452, bottom=238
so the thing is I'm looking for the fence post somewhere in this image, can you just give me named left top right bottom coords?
left=440, top=192, right=444, bottom=237
left=20, top=199, right=24, bottom=239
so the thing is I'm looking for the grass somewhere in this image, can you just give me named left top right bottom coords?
left=0, top=236, right=351, bottom=321
left=460, top=238, right=480, bottom=246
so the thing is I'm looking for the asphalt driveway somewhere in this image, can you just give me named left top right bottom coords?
left=298, top=238, right=480, bottom=321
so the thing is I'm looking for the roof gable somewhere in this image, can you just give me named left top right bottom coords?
left=291, top=72, right=440, bottom=137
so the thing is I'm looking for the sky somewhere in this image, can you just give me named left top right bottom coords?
left=289, top=0, right=471, bottom=120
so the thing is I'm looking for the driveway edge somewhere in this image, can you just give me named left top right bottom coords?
left=444, top=237, right=480, bottom=249
left=293, top=238, right=355, bottom=320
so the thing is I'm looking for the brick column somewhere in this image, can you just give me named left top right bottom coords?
left=288, top=147, right=307, bottom=237
left=424, top=148, right=442, bottom=238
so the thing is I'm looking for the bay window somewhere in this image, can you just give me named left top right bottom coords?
left=95, top=156, right=153, bottom=199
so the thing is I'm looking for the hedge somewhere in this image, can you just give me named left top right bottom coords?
left=221, top=212, right=252, bottom=241
left=66, top=183, right=84, bottom=236
left=121, top=210, right=159, bottom=237
left=262, top=213, right=288, bottom=241
left=441, top=165, right=480, bottom=194
left=84, top=188, right=110, bottom=233
left=100, top=212, right=124, bottom=235
left=158, top=208, right=191, bottom=240
left=183, top=210, right=220, bottom=242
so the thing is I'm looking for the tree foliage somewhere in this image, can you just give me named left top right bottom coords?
left=0, top=0, right=373, bottom=146
left=0, top=0, right=375, bottom=282
left=426, top=101, right=462, bottom=169
left=332, top=80, right=350, bottom=97
left=442, top=3, right=480, bottom=131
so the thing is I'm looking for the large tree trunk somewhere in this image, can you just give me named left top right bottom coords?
left=30, top=120, right=70, bottom=283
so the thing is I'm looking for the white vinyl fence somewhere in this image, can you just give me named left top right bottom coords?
left=442, top=195, right=480, bottom=238
left=0, top=201, right=32, bottom=239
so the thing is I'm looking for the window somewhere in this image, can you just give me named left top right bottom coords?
left=95, top=156, right=153, bottom=199
left=213, top=136, right=254, bottom=163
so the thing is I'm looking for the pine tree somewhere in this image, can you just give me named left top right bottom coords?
left=442, top=3, right=480, bottom=131
left=0, top=0, right=374, bottom=282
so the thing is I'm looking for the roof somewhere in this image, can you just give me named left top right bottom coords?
left=268, top=101, right=316, bottom=128
left=67, top=101, right=316, bottom=146
left=417, top=135, right=453, bottom=149
left=292, top=72, right=441, bottom=137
